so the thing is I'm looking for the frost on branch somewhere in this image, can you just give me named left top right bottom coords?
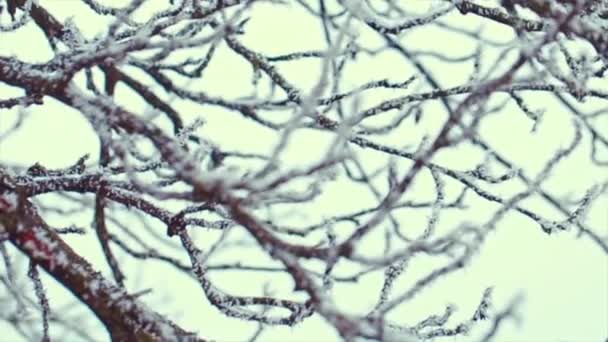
left=0, top=0, right=607, bottom=341
left=0, top=191, right=18, bottom=213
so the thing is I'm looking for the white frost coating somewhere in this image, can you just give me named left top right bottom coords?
left=54, top=251, right=70, bottom=268
left=339, top=0, right=450, bottom=31
left=338, top=0, right=379, bottom=22
left=89, top=278, right=101, bottom=295
left=0, top=192, right=18, bottom=212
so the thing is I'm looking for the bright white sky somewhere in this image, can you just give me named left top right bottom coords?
left=0, top=1, right=607, bottom=341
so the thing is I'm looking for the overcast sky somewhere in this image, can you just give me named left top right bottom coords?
left=0, top=1, right=607, bottom=341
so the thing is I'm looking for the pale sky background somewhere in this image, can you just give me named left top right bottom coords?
left=0, top=0, right=607, bottom=341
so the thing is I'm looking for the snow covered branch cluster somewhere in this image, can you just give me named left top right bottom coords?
left=0, top=0, right=606, bottom=341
